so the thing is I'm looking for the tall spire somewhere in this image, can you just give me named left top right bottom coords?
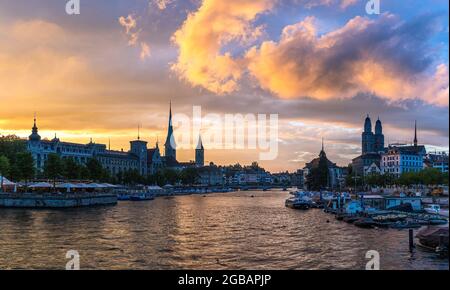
left=196, top=134, right=204, bottom=150
left=321, top=137, right=324, bottom=152
left=165, top=101, right=176, bottom=159
left=414, top=120, right=418, bottom=146
left=137, top=124, right=141, bottom=140
left=169, top=100, right=172, bottom=126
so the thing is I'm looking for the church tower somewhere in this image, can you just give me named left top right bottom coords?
left=362, top=114, right=375, bottom=153
left=195, top=134, right=204, bottom=167
left=374, top=117, right=385, bottom=153
left=164, top=102, right=176, bottom=161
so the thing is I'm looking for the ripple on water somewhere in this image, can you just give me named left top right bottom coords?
left=0, top=191, right=448, bottom=270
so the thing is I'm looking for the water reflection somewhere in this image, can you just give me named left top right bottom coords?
left=0, top=191, right=448, bottom=270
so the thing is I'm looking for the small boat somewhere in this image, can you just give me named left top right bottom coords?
left=354, top=218, right=377, bottom=228
left=343, top=216, right=360, bottom=223
left=416, top=225, right=449, bottom=256
left=285, top=197, right=311, bottom=210
left=390, top=221, right=421, bottom=229
left=424, top=204, right=449, bottom=217
left=129, top=192, right=155, bottom=201
left=117, top=193, right=131, bottom=201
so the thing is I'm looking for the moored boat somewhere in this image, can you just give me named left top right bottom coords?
left=285, top=197, right=312, bottom=210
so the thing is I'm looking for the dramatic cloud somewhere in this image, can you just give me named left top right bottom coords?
left=1, top=0, right=448, bottom=172
left=171, top=0, right=274, bottom=94
left=246, top=13, right=448, bottom=103
left=119, top=14, right=151, bottom=60
left=172, top=4, right=448, bottom=106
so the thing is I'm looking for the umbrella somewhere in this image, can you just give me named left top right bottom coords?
left=1, top=176, right=15, bottom=186
left=74, top=183, right=91, bottom=189
left=56, top=183, right=77, bottom=192
left=56, top=183, right=77, bottom=189
left=29, top=182, right=53, bottom=188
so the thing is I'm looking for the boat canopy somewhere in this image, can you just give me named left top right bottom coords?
left=0, top=176, right=15, bottom=186
left=28, top=182, right=53, bottom=188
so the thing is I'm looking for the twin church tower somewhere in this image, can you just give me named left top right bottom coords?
left=362, top=115, right=385, bottom=154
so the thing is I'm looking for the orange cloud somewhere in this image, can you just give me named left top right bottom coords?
left=171, top=0, right=274, bottom=94
left=246, top=15, right=449, bottom=104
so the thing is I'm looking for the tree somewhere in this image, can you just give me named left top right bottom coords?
left=63, top=158, right=81, bottom=180
left=162, top=168, right=179, bottom=185
left=86, top=158, right=104, bottom=181
left=123, top=169, right=143, bottom=185
left=180, top=168, right=199, bottom=185
left=0, top=155, right=10, bottom=192
left=16, top=152, right=35, bottom=184
left=44, top=153, right=63, bottom=188
left=147, top=171, right=166, bottom=186
left=0, top=135, right=27, bottom=181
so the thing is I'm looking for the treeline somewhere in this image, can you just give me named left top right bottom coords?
left=346, top=167, right=448, bottom=187
left=0, top=135, right=35, bottom=182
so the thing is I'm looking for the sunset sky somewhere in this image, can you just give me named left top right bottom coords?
left=0, top=0, right=448, bottom=172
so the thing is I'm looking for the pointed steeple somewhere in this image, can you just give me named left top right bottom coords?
left=196, top=134, right=204, bottom=150
left=414, top=120, right=418, bottom=146
left=168, top=100, right=172, bottom=127
left=165, top=101, right=176, bottom=160
left=319, top=137, right=326, bottom=158
left=195, top=133, right=205, bottom=166
left=137, top=124, right=141, bottom=140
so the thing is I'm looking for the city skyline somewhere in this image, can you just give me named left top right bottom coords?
left=0, top=0, right=449, bottom=172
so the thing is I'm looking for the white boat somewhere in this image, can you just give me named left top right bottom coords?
left=285, top=196, right=313, bottom=209
left=425, top=204, right=449, bottom=217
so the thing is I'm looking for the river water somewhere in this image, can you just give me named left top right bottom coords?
left=0, top=190, right=448, bottom=270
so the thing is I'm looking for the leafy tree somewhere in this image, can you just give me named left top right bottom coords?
left=147, top=171, right=166, bottom=186
left=123, top=169, right=143, bottom=185
left=16, top=152, right=35, bottom=184
left=43, top=153, right=64, bottom=188
left=63, top=158, right=81, bottom=180
left=86, top=158, right=104, bottom=181
left=79, top=165, right=91, bottom=180
left=0, top=135, right=27, bottom=180
left=162, top=168, right=179, bottom=185
left=0, top=155, right=10, bottom=192
left=180, top=168, right=199, bottom=185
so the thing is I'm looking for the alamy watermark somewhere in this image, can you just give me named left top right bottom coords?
left=171, top=106, right=279, bottom=161
left=365, top=250, right=380, bottom=270
left=66, top=0, right=80, bottom=15
left=66, top=250, right=80, bottom=270
left=366, top=0, right=380, bottom=15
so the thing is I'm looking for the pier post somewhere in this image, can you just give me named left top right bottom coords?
left=408, top=229, right=415, bottom=252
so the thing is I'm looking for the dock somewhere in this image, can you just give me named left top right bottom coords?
left=0, top=193, right=117, bottom=208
